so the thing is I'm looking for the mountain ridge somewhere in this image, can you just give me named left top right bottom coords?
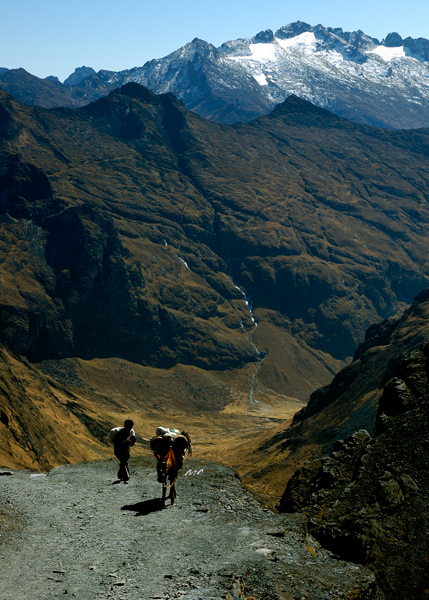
left=1, top=21, right=429, bottom=129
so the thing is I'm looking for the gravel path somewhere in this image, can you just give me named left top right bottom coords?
left=0, top=457, right=376, bottom=599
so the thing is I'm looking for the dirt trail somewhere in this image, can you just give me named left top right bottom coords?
left=0, top=457, right=376, bottom=600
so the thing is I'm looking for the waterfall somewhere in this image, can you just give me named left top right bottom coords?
left=231, top=281, right=267, bottom=406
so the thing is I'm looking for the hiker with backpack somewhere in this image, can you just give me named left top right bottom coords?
left=108, top=419, right=136, bottom=483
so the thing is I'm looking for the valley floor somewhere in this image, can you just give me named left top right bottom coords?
left=0, top=458, right=376, bottom=600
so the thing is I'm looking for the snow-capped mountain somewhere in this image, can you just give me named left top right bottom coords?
left=220, top=22, right=429, bottom=128
left=92, top=38, right=273, bottom=124
left=119, top=21, right=429, bottom=128
left=1, top=22, right=429, bottom=128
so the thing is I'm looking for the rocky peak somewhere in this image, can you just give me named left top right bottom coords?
left=275, top=21, right=312, bottom=39
left=330, top=28, right=379, bottom=49
left=64, top=65, right=96, bottom=86
left=274, top=22, right=376, bottom=59
left=310, top=24, right=368, bottom=63
left=267, top=93, right=342, bottom=123
left=219, top=37, right=252, bottom=57
left=251, top=29, right=275, bottom=44
left=382, top=32, right=429, bottom=62
left=404, top=36, right=429, bottom=61
left=45, top=75, right=61, bottom=84
left=115, top=81, right=159, bottom=103
left=383, top=31, right=404, bottom=47
left=182, top=37, right=219, bottom=59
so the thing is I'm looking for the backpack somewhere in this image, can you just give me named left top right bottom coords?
left=107, top=427, right=121, bottom=445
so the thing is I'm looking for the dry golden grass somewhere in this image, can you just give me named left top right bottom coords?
left=0, top=348, right=304, bottom=503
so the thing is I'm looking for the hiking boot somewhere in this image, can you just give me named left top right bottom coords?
left=118, top=463, right=130, bottom=481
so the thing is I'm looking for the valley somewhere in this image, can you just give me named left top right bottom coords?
left=1, top=77, right=429, bottom=599
left=1, top=83, right=429, bottom=480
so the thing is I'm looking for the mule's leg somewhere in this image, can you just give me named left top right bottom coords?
left=157, top=459, right=165, bottom=483
left=159, top=460, right=168, bottom=506
left=169, top=479, right=177, bottom=505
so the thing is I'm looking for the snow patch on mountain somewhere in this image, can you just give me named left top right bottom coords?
left=370, top=45, right=407, bottom=61
left=239, top=43, right=278, bottom=63
left=253, top=73, right=268, bottom=86
left=276, top=31, right=318, bottom=51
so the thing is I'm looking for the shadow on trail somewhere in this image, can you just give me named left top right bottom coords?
left=121, top=498, right=164, bottom=516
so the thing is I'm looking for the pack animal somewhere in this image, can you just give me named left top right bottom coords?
left=150, top=431, right=192, bottom=506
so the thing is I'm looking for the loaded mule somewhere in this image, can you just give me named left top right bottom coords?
left=150, top=428, right=192, bottom=505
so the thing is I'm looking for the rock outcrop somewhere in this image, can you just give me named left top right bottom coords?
left=278, top=340, right=429, bottom=600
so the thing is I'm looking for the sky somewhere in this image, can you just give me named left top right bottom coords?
left=1, top=0, right=428, bottom=82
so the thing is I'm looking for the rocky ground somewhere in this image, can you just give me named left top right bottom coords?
left=0, top=457, right=377, bottom=600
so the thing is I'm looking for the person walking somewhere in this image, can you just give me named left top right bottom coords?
left=108, top=419, right=136, bottom=483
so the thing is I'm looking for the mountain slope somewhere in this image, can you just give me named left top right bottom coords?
left=244, top=288, right=429, bottom=499
left=1, top=84, right=429, bottom=470
left=0, top=346, right=110, bottom=470
left=1, top=84, right=429, bottom=378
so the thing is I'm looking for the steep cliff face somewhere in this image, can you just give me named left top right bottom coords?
left=247, top=289, right=429, bottom=496
left=278, top=341, right=429, bottom=600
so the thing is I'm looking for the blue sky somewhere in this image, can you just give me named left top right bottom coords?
left=1, top=0, right=428, bottom=82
